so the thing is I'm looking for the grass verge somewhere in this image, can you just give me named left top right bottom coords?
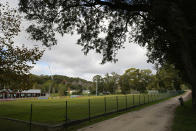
left=172, top=99, right=196, bottom=131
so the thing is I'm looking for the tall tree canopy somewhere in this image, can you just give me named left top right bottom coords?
left=0, top=3, right=43, bottom=89
left=147, top=64, right=182, bottom=91
left=119, top=68, right=153, bottom=93
left=93, top=75, right=104, bottom=93
left=18, top=0, right=196, bottom=107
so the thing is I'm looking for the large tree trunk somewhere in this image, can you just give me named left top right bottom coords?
left=192, top=86, right=196, bottom=108
left=183, top=60, right=196, bottom=108
left=180, top=41, right=196, bottom=108
left=180, top=0, right=196, bottom=109
left=169, top=2, right=196, bottom=108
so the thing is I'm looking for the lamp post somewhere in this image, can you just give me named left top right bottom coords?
left=48, top=65, right=53, bottom=97
left=96, top=77, right=98, bottom=96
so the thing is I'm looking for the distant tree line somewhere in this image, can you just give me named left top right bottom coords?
left=1, top=64, right=186, bottom=96
left=92, top=64, right=185, bottom=95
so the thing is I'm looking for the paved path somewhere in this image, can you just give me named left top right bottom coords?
left=78, top=91, right=191, bottom=131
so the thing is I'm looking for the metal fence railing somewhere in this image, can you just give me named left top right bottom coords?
left=0, top=91, right=183, bottom=131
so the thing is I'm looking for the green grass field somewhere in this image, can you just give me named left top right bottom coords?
left=172, top=99, right=196, bottom=131
left=0, top=93, right=173, bottom=125
left=0, top=94, right=166, bottom=125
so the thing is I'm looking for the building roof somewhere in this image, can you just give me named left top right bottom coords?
left=0, top=89, right=13, bottom=93
left=22, top=89, right=41, bottom=93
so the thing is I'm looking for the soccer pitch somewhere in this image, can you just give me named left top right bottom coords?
left=0, top=94, right=164, bottom=124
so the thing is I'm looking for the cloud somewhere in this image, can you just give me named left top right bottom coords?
left=1, top=0, right=155, bottom=81
left=30, top=33, right=154, bottom=80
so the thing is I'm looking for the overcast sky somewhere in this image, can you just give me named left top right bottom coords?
left=2, top=0, right=155, bottom=81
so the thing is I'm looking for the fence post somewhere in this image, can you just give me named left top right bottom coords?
left=139, top=94, right=140, bottom=105
left=159, top=94, right=161, bottom=100
left=88, top=99, right=91, bottom=121
left=133, top=95, right=134, bottom=106
left=104, top=97, right=106, bottom=115
left=161, top=94, right=162, bottom=99
left=160, top=94, right=161, bottom=100
left=125, top=95, right=127, bottom=110
left=29, top=104, right=32, bottom=131
left=156, top=94, right=159, bottom=101
left=151, top=94, right=152, bottom=102
left=156, top=94, right=157, bottom=101
left=116, top=96, right=118, bottom=112
left=65, top=101, right=68, bottom=122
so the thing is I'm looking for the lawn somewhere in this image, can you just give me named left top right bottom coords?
left=0, top=93, right=180, bottom=131
left=0, top=94, right=164, bottom=125
left=172, top=99, right=196, bottom=131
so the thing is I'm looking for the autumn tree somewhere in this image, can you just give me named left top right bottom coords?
left=0, top=3, right=43, bottom=90
left=18, top=0, right=196, bottom=107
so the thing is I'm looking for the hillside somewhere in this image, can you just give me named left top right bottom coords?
left=30, top=74, right=93, bottom=94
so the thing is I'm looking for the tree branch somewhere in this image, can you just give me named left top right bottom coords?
left=95, top=0, right=150, bottom=12
left=61, top=0, right=150, bottom=12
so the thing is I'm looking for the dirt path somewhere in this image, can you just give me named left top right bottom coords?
left=78, top=91, right=191, bottom=131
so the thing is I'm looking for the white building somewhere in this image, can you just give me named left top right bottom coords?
left=22, top=89, right=41, bottom=94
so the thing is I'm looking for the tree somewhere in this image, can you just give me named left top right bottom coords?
left=103, top=73, right=119, bottom=94
left=110, top=72, right=120, bottom=93
left=119, top=73, right=130, bottom=94
left=120, top=68, right=152, bottom=93
left=146, top=75, right=160, bottom=91
left=93, top=75, right=104, bottom=94
left=157, top=64, right=182, bottom=91
left=138, top=69, right=153, bottom=92
left=147, top=64, right=183, bottom=92
left=18, top=0, right=196, bottom=107
left=0, top=3, right=43, bottom=89
left=58, top=83, right=67, bottom=96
